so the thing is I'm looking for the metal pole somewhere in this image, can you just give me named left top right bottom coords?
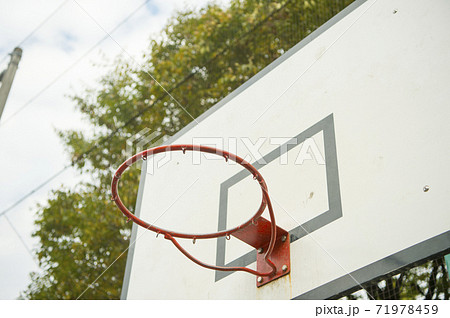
left=0, top=47, right=22, bottom=120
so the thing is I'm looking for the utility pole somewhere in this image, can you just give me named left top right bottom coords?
left=0, top=47, right=23, bottom=120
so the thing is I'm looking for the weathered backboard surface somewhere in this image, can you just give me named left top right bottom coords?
left=121, top=0, right=450, bottom=299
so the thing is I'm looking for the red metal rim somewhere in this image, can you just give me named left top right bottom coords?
left=111, top=144, right=270, bottom=239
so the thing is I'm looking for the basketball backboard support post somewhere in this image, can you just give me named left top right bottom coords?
left=119, top=0, right=450, bottom=299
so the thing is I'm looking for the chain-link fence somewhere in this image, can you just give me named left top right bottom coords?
left=135, top=0, right=356, bottom=135
left=339, top=255, right=450, bottom=300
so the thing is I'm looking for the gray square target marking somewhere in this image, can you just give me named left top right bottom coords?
left=215, top=113, right=342, bottom=281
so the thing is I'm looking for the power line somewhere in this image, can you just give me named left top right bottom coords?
left=0, top=0, right=292, bottom=218
left=0, top=166, right=68, bottom=218
left=1, top=0, right=291, bottom=128
left=3, top=214, right=37, bottom=264
left=0, top=0, right=155, bottom=216
left=73, top=0, right=198, bottom=124
left=0, top=0, right=150, bottom=127
left=0, top=0, right=71, bottom=67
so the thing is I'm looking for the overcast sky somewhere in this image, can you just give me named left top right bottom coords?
left=0, top=0, right=229, bottom=299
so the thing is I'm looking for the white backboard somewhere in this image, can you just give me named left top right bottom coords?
left=121, top=0, right=450, bottom=299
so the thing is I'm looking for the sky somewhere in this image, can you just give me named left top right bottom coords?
left=0, top=0, right=229, bottom=300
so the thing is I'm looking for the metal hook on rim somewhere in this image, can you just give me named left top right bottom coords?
left=192, top=237, right=196, bottom=244
left=126, top=218, right=131, bottom=223
left=142, top=155, right=147, bottom=161
left=110, top=196, right=116, bottom=201
left=156, top=232, right=161, bottom=238
left=226, top=234, right=231, bottom=240
left=182, top=147, right=186, bottom=154
left=252, top=218, right=258, bottom=225
left=223, top=155, right=228, bottom=162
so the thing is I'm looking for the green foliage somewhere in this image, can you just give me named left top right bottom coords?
left=21, top=186, right=127, bottom=299
left=22, top=0, right=355, bottom=299
left=342, top=257, right=450, bottom=300
left=401, top=257, right=449, bottom=300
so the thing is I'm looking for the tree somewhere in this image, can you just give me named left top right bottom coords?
left=22, top=0, right=362, bottom=299
left=342, top=257, right=449, bottom=300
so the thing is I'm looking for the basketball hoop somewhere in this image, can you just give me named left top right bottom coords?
left=111, top=144, right=290, bottom=286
